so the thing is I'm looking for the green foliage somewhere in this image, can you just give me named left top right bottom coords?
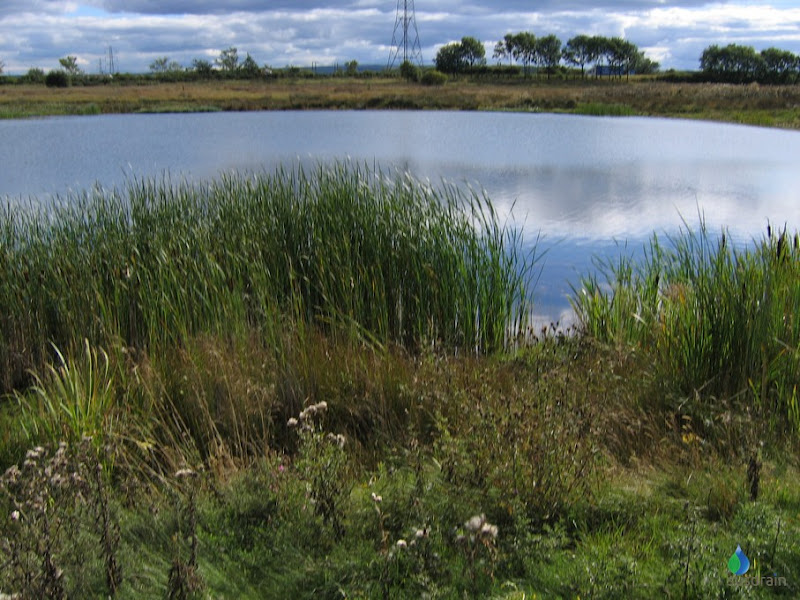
left=420, top=69, right=447, bottom=86
left=239, top=54, right=262, bottom=79
left=45, top=69, right=69, bottom=88
left=574, top=102, right=636, bottom=116
left=58, top=56, right=81, bottom=76
left=190, top=59, right=213, bottom=78
left=150, top=57, right=182, bottom=74
left=0, top=440, right=121, bottom=599
left=572, top=222, right=800, bottom=441
left=23, top=67, right=45, bottom=84
left=399, top=59, right=419, bottom=82
left=701, top=43, right=799, bottom=83
left=0, top=164, right=533, bottom=397
left=435, top=37, right=486, bottom=74
left=344, top=59, right=358, bottom=76
left=216, top=47, right=239, bottom=72
left=17, top=340, right=115, bottom=445
left=289, top=401, right=349, bottom=539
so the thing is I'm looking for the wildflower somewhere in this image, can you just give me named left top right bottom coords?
left=480, top=522, right=499, bottom=539
left=287, top=417, right=299, bottom=428
left=396, top=539, right=408, bottom=550
left=327, top=433, right=346, bottom=448
left=371, top=492, right=382, bottom=504
left=415, top=528, right=428, bottom=539
left=25, top=447, right=43, bottom=461
left=3, top=465, right=20, bottom=484
left=10, top=510, right=20, bottom=522
left=465, top=514, right=485, bottom=533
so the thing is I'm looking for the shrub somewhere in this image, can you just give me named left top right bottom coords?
left=45, top=70, right=70, bottom=88
left=23, top=68, right=46, bottom=84
left=399, top=60, right=419, bottom=82
left=421, top=70, right=447, bottom=86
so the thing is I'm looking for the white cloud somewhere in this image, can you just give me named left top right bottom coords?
left=1, top=2, right=800, bottom=74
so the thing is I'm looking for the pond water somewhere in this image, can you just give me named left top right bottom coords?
left=2, top=111, right=800, bottom=325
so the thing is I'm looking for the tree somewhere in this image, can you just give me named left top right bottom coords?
left=240, top=53, right=262, bottom=78
left=435, top=37, right=486, bottom=75
left=435, top=42, right=466, bottom=75
left=632, top=51, right=659, bottom=75
left=493, top=34, right=515, bottom=66
left=700, top=43, right=764, bottom=83
left=510, top=32, right=537, bottom=76
left=610, top=37, right=639, bottom=80
left=150, top=56, right=182, bottom=73
left=588, top=36, right=610, bottom=77
left=761, top=47, right=798, bottom=84
left=563, top=35, right=596, bottom=78
left=59, top=56, right=82, bottom=76
left=345, top=59, right=358, bottom=76
left=217, top=47, right=239, bottom=72
left=192, top=58, right=214, bottom=78
left=459, top=36, right=486, bottom=68
left=535, top=34, right=562, bottom=78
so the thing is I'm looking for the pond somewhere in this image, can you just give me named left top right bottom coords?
left=2, top=111, right=799, bottom=325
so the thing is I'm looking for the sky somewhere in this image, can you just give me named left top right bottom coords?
left=2, top=1, right=800, bottom=75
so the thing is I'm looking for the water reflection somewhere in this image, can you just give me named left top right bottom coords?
left=2, top=111, right=798, bottom=324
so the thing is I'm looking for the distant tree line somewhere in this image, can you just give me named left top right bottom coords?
left=700, top=44, right=800, bottom=84
left=435, top=32, right=659, bottom=78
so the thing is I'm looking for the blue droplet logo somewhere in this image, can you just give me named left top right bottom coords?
left=727, top=545, right=750, bottom=575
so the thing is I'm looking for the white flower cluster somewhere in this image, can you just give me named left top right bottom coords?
left=286, top=401, right=346, bottom=448
left=299, top=401, right=327, bottom=422
left=458, top=513, right=498, bottom=543
left=287, top=401, right=329, bottom=430
left=326, top=433, right=346, bottom=449
left=394, top=526, right=429, bottom=552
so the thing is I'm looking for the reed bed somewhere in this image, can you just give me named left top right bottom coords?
left=0, top=163, right=533, bottom=394
left=572, top=222, right=800, bottom=435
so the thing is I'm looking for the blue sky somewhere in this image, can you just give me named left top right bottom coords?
left=2, top=1, right=800, bottom=74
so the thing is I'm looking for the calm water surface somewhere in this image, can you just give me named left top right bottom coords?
left=2, top=111, right=799, bottom=324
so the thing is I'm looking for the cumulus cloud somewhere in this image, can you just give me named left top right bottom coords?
left=1, top=1, right=799, bottom=74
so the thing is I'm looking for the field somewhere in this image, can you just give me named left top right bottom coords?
left=3, top=76, right=800, bottom=128
left=1, top=164, right=799, bottom=598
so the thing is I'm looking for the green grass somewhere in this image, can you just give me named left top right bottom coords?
left=0, top=163, right=534, bottom=395
left=573, top=102, right=637, bottom=116
left=571, top=221, right=800, bottom=443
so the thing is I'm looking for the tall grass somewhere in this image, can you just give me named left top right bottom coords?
left=0, top=163, right=533, bottom=395
left=572, top=221, right=800, bottom=436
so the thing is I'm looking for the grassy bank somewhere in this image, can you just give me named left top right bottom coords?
left=2, top=78, right=800, bottom=128
left=1, top=166, right=799, bottom=598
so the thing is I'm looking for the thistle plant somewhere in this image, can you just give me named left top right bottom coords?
left=167, top=467, right=203, bottom=600
left=0, top=438, right=120, bottom=599
left=289, top=400, right=349, bottom=540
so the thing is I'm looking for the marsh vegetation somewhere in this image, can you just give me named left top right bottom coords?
left=3, top=77, right=800, bottom=129
left=1, top=165, right=799, bottom=598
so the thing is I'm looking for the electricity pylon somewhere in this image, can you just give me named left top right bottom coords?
left=387, top=0, right=422, bottom=68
